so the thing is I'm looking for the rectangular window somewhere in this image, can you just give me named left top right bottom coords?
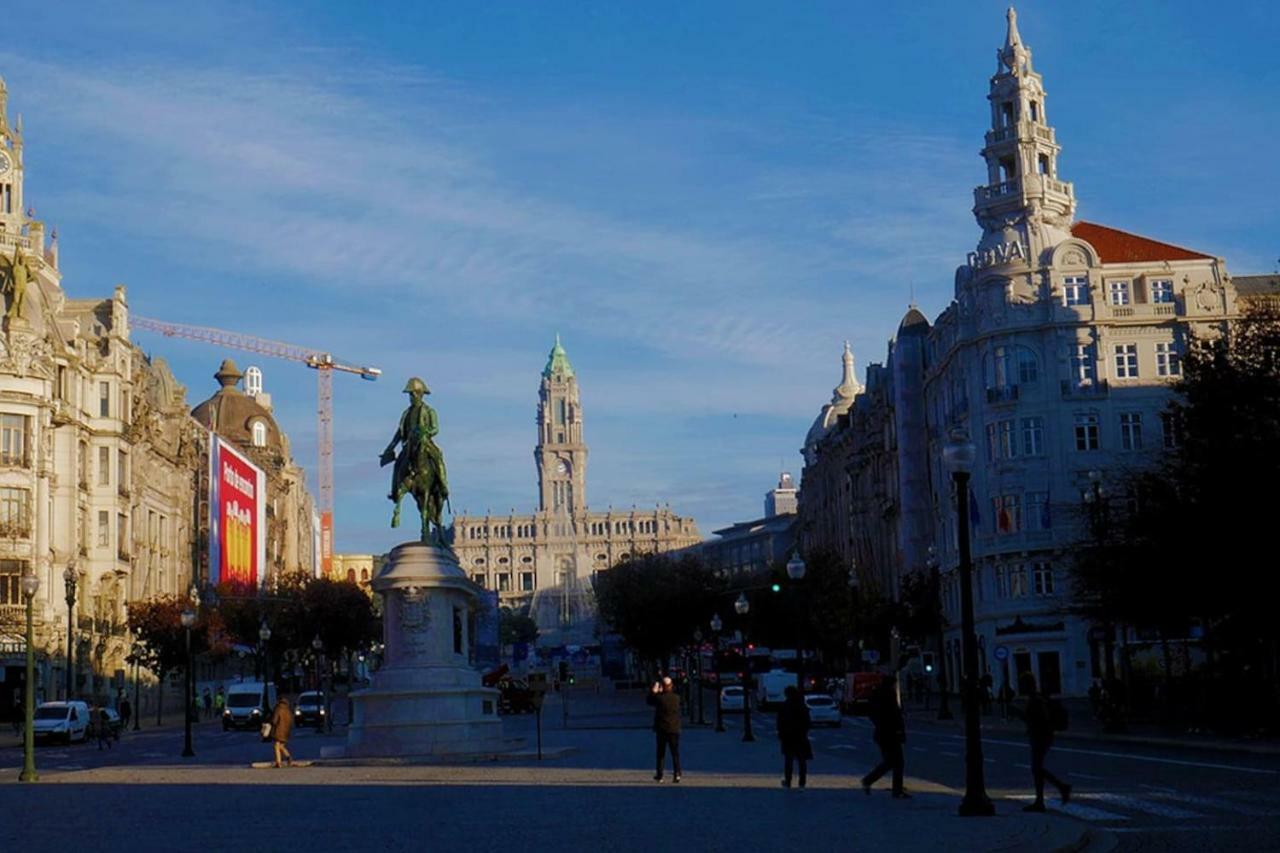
left=0, top=559, right=31, bottom=606
left=471, top=573, right=486, bottom=587
left=998, top=419, right=1016, bottom=460
left=118, top=451, right=128, bottom=494
left=1075, top=413, right=1100, bottom=451
left=995, top=565, right=1009, bottom=599
left=1062, top=276, right=1090, bottom=306
left=0, top=413, right=29, bottom=467
left=1120, top=412, right=1144, bottom=451
left=1109, top=280, right=1131, bottom=306
left=985, top=423, right=998, bottom=462
left=1114, top=344, right=1139, bottom=379
left=1155, top=342, right=1181, bottom=377
left=99, top=382, right=111, bottom=418
left=1010, top=565, right=1028, bottom=598
left=1025, top=491, right=1050, bottom=531
left=520, top=571, right=535, bottom=591
left=0, top=487, right=31, bottom=537
left=121, top=389, right=131, bottom=424
left=117, top=513, right=128, bottom=557
left=98, top=510, right=110, bottom=548
left=1017, top=349, right=1039, bottom=384
left=497, top=573, right=511, bottom=592
left=98, top=446, right=111, bottom=485
left=1161, top=412, right=1182, bottom=449
left=1150, top=279, right=1174, bottom=304
left=992, top=494, right=1022, bottom=535
left=1071, top=345, right=1095, bottom=384
left=1021, top=417, right=1044, bottom=456
left=1033, top=562, right=1055, bottom=596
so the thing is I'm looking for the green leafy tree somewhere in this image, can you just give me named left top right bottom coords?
left=127, top=595, right=224, bottom=724
left=499, top=606, right=539, bottom=647
left=594, top=553, right=726, bottom=666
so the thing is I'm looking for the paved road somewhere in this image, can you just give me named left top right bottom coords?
left=710, top=707, right=1280, bottom=852
left=4, top=697, right=1276, bottom=852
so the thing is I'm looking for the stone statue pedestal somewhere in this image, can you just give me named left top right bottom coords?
left=345, top=542, right=509, bottom=757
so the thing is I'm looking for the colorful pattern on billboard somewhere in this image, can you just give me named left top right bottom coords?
left=208, top=435, right=267, bottom=587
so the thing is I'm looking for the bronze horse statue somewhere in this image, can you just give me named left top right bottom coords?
left=380, top=377, right=450, bottom=545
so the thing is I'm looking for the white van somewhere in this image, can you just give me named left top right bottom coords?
left=31, top=700, right=91, bottom=744
left=221, top=682, right=277, bottom=731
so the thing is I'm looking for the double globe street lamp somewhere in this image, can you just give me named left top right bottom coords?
left=63, top=563, right=77, bottom=701
left=785, top=551, right=807, bottom=695
left=259, top=619, right=272, bottom=717
left=942, top=428, right=994, bottom=817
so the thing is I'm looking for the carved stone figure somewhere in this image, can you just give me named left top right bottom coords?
left=381, top=377, right=450, bottom=544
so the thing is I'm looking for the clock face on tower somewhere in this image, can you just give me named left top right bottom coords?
left=0, top=150, right=11, bottom=175
left=556, top=459, right=568, bottom=475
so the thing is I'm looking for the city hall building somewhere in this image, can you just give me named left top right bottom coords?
left=450, top=338, right=701, bottom=614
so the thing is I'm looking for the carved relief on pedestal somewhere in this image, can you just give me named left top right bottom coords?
left=398, top=586, right=433, bottom=659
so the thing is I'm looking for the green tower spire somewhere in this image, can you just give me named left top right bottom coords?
left=543, top=333, right=575, bottom=379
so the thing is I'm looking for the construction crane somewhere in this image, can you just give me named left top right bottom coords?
left=131, top=315, right=382, bottom=577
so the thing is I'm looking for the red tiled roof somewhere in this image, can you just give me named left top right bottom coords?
left=1070, top=221, right=1213, bottom=264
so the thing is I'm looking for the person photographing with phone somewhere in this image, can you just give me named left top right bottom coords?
left=647, top=676, right=683, bottom=783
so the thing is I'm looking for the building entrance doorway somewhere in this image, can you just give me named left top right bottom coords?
left=1037, top=651, right=1062, bottom=696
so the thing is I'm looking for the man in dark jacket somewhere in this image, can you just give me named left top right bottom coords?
left=1014, top=672, right=1070, bottom=811
left=646, top=676, right=682, bottom=782
left=777, top=686, right=813, bottom=789
left=861, top=676, right=908, bottom=798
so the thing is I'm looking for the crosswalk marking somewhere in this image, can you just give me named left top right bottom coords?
left=1006, top=794, right=1129, bottom=822
left=1153, top=792, right=1275, bottom=817
left=1079, top=793, right=1203, bottom=819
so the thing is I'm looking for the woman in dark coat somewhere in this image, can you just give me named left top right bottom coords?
left=861, top=676, right=908, bottom=798
left=776, top=686, right=813, bottom=788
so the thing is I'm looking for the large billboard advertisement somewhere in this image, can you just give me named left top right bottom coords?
left=209, top=435, right=267, bottom=587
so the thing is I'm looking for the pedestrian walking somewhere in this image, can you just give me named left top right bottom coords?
left=981, top=673, right=994, bottom=715
left=214, top=686, right=226, bottom=719
left=11, top=697, right=21, bottom=735
left=776, top=686, right=812, bottom=789
left=646, top=676, right=682, bottom=783
left=95, top=705, right=114, bottom=750
left=202, top=688, right=213, bottom=719
left=1012, top=672, right=1071, bottom=811
left=861, top=676, right=908, bottom=798
left=269, top=697, right=293, bottom=768
left=119, top=696, right=132, bottom=732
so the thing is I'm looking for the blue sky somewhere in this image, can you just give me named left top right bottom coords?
left=3, top=1, right=1277, bottom=551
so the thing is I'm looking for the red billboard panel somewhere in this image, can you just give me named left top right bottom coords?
left=208, top=435, right=267, bottom=587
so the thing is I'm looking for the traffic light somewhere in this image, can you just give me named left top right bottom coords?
left=770, top=582, right=782, bottom=593
left=558, top=661, right=569, bottom=682
left=922, top=652, right=935, bottom=674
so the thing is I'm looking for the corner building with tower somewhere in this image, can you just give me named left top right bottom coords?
left=449, top=338, right=701, bottom=613
left=801, top=10, right=1263, bottom=697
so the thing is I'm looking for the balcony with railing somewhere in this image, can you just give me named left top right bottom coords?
left=974, top=180, right=1021, bottom=204
left=0, top=520, right=32, bottom=539
left=0, top=450, right=32, bottom=469
left=985, top=384, right=1020, bottom=404
left=1061, top=379, right=1109, bottom=399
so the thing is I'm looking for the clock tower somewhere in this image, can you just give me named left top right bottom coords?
left=0, top=76, right=25, bottom=234
left=535, top=335, right=587, bottom=514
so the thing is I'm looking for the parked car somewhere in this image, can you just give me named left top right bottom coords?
left=804, top=694, right=842, bottom=727
left=293, top=692, right=327, bottom=727
left=719, top=685, right=746, bottom=712
left=31, top=701, right=90, bottom=744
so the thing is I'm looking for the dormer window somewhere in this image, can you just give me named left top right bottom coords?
left=1029, top=100, right=1040, bottom=122
left=1000, top=101, right=1016, bottom=127
left=251, top=420, right=267, bottom=448
left=1038, top=154, right=1051, bottom=175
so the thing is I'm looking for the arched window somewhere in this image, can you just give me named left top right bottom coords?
left=360, top=568, right=369, bottom=581
left=346, top=568, right=356, bottom=582
left=251, top=420, right=267, bottom=448
left=245, top=366, right=263, bottom=397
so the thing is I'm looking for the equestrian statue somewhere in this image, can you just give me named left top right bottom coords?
left=380, top=377, right=450, bottom=546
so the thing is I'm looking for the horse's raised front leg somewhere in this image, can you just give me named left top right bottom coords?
left=390, top=491, right=402, bottom=528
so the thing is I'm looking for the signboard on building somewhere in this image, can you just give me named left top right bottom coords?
left=208, top=435, right=267, bottom=587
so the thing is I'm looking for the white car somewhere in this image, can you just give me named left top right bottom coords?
left=804, top=694, right=842, bottom=727
left=31, top=701, right=91, bottom=744
left=719, top=685, right=746, bottom=712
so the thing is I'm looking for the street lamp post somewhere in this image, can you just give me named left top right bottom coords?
left=734, top=592, right=754, bottom=743
left=943, top=428, right=994, bottom=817
left=786, top=551, right=807, bottom=694
left=693, top=629, right=705, bottom=725
left=132, top=643, right=143, bottom=731
left=710, top=613, right=724, bottom=733
left=312, top=634, right=325, bottom=730
left=258, top=620, right=272, bottom=717
left=63, top=564, right=76, bottom=700
left=19, top=571, right=40, bottom=782
left=180, top=585, right=198, bottom=758
left=928, top=546, right=954, bottom=721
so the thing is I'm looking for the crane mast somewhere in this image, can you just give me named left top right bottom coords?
left=131, top=315, right=381, bottom=577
